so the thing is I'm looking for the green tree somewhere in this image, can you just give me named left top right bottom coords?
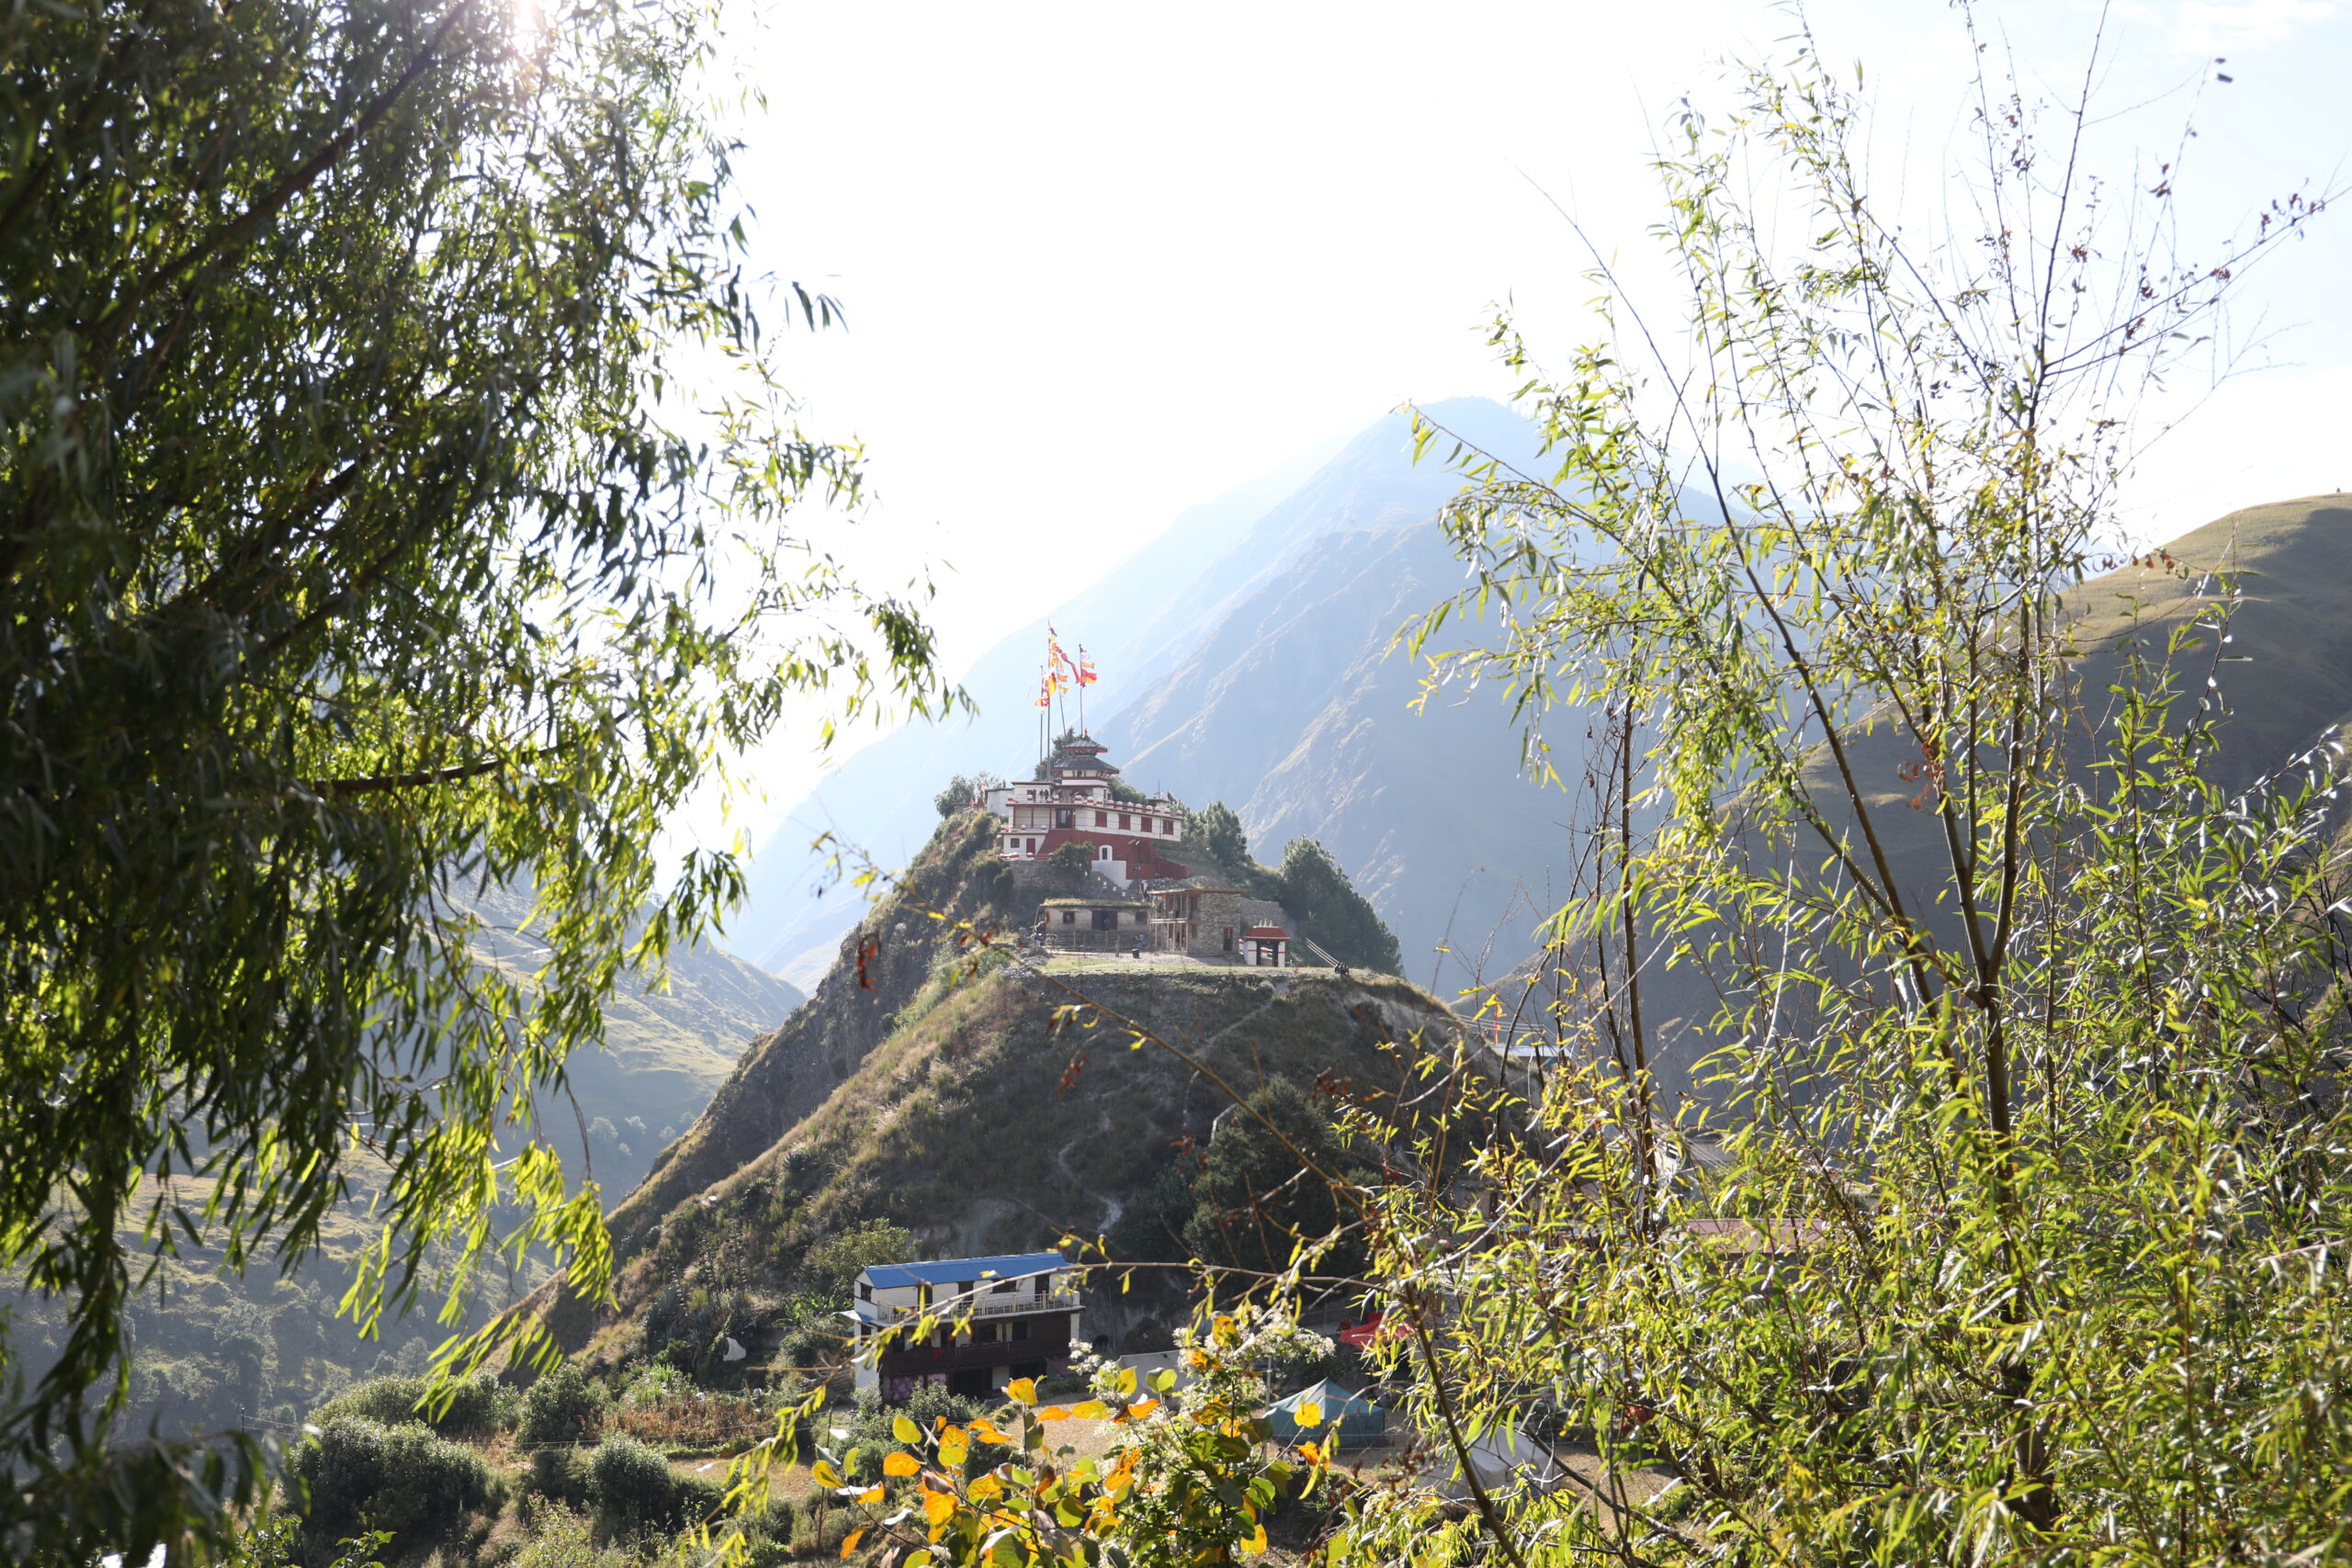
left=801, top=1218, right=915, bottom=1303
left=1183, top=1079, right=1367, bottom=1284
left=0, top=0, right=948, bottom=1551
left=934, top=773, right=1001, bottom=818
left=1046, top=839, right=1099, bottom=875
left=1189, top=801, right=1249, bottom=869
left=1272, top=837, right=1401, bottom=973
left=1344, top=31, right=2352, bottom=1568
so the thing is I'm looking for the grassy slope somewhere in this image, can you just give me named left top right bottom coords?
left=1600, top=493, right=2352, bottom=1106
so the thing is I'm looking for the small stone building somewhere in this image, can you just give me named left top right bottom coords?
left=1037, top=896, right=1151, bottom=952
left=1149, top=885, right=1296, bottom=964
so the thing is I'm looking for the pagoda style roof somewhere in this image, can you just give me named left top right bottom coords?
left=1040, top=897, right=1147, bottom=908
left=1046, top=732, right=1120, bottom=773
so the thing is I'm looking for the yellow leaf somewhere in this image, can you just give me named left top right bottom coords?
left=968, top=1416, right=1009, bottom=1443
left=905, top=1554, right=932, bottom=1568
left=857, top=1483, right=886, bottom=1504
left=922, top=1487, right=957, bottom=1526
left=1239, top=1523, right=1269, bottom=1556
left=1295, top=1400, right=1324, bottom=1429
left=811, top=1460, right=843, bottom=1487
left=1125, top=1399, right=1159, bottom=1419
left=1036, top=1405, right=1070, bottom=1421
left=840, top=1527, right=866, bottom=1558
left=938, top=1435, right=970, bottom=1468
left=1007, top=1378, right=1037, bottom=1405
left=883, top=1452, right=920, bottom=1477
left=894, top=1415, right=922, bottom=1444
left=1070, top=1400, right=1110, bottom=1419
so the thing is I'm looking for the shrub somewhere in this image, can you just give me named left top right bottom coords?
left=287, top=1414, right=498, bottom=1562
left=527, top=1446, right=594, bottom=1511
left=517, top=1362, right=609, bottom=1448
left=315, top=1371, right=514, bottom=1440
left=588, top=1434, right=683, bottom=1539
left=505, top=1504, right=630, bottom=1568
left=618, top=1362, right=693, bottom=1408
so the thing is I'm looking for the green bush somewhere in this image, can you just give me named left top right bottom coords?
left=517, top=1362, right=609, bottom=1447
left=316, top=1371, right=514, bottom=1440
left=287, top=1414, right=498, bottom=1562
left=527, top=1446, right=594, bottom=1510
left=801, top=1218, right=913, bottom=1301
left=505, top=1504, right=631, bottom=1568
left=618, top=1361, right=693, bottom=1408
left=589, top=1434, right=684, bottom=1539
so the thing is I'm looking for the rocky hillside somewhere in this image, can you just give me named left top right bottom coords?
left=524, top=814, right=1468, bottom=1366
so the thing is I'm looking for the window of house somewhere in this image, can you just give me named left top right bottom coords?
left=1223, top=927, right=1235, bottom=953
left=1093, top=810, right=1105, bottom=827
left=1061, top=910, right=1076, bottom=925
left=993, top=1278, right=1017, bottom=1293
left=1119, top=813, right=1130, bottom=829
left=858, top=1280, right=871, bottom=1301
left=1012, top=1319, right=1033, bottom=1340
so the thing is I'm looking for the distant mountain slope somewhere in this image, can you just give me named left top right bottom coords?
left=459, top=885, right=808, bottom=1177
left=725, top=399, right=1541, bottom=987
left=1101, top=520, right=1575, bottom=995
left=5, top=910, right=806, bottom=1439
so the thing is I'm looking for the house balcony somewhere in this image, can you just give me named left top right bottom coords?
left=875, top=1333, right=1069, bottom=1381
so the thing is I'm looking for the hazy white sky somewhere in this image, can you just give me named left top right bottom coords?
left=685, top=0, right=2352, bottom=852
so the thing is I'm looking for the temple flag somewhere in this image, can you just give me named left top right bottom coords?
left=1076, top=647, right=1098, bottom=686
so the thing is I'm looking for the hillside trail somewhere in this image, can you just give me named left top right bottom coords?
left=1057, top=1106, right=1124, bottom=1231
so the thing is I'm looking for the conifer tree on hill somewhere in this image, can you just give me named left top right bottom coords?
left=1182, top=802, right=1401, bottom=973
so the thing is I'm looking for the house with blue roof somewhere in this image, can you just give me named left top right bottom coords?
left=848, top=1250, right=1082, bottom=1402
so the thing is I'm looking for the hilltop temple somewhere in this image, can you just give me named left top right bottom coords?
left=979, top=733, right=1191, bottom=885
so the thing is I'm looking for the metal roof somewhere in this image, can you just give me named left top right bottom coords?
left=859, top=1251, right=1068, bottom=1290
